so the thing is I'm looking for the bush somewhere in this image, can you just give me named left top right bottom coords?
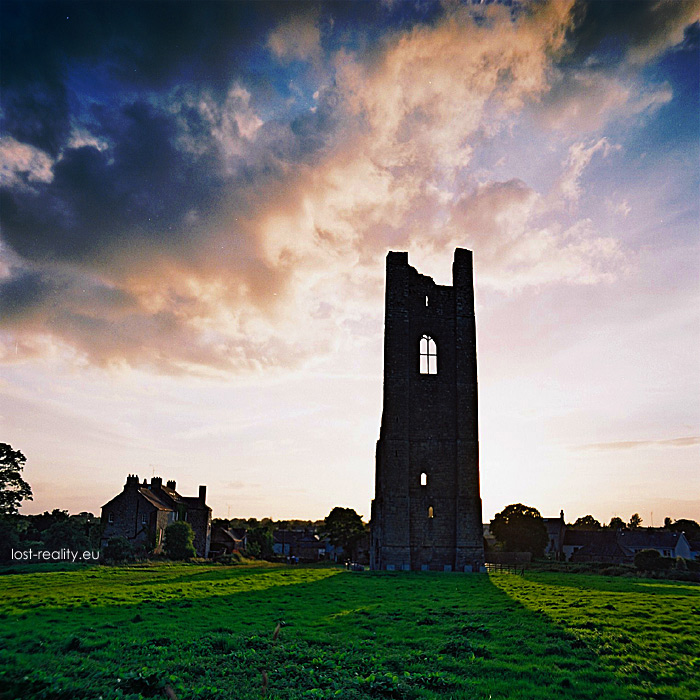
left=0, top=520, right=21, bottom=561
left=634, top=549, right=661, bottom=571
left=217, top=551, right=243, bottom=565
left=102, top=536, right=136, bottom=563
left=164, top=521, right=196, bottom=560
left=634, top=549, right=675, bottom=572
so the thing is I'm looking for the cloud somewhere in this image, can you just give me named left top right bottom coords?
left=556, top=137, right=618, bottom=202
left=267, top=13, right=322, bottom=63
left=0, top=0, right=683, bottom=374
left=580, top=436, right=700, bottom=451
left=537, top=71, right=673, bottom=133
left=0, top=136, right=54, bottom=187
left=442, top=179, right=624, bottom=289
left=567, top=0, right=700, bottom=65
left=337, top=0, right=576, bottom=172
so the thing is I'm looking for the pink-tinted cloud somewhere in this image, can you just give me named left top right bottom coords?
left=0, top=0, right=694, bottom=375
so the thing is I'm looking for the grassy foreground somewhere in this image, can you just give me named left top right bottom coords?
left=0, top=563, right=698, bottom=700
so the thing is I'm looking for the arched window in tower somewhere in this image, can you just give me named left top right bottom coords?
left=420, top=472, right=428, bottom=487
left=428, top=506, right=434, bottom=519
left=419, top=335, right=437, bottom=374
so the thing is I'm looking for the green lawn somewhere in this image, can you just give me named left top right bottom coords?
left=0, top=563, right=698, bottom=699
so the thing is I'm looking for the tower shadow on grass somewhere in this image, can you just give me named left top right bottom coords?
left=1, top=565, right=632, bottom=699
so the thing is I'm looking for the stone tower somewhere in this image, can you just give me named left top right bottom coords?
left=370, top=249, right=484, bottom=572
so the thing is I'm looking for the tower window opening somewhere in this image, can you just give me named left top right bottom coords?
left=428, top=506, right=434, bottom=519
left=419, top=335, right=437, bottom=374
left=420, top=472, right=427, bottom=487
left=425, top=295, right=429, bottom=307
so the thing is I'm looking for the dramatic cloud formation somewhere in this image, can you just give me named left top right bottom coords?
left=3, top=0, right=681, bottom=373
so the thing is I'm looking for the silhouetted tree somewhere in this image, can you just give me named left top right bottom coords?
left=0, top=443, right=32, bottom=515
left=164, top=521, right=196, bottom=560
left=320, top=507, right=366, bottom=561
left=628, top=513, right=643, bottom=529
left=572, top=515, right=602, bottom=529
left=608, top=516, right=626, bottom=530
left=665, top=518, right=700, bottom=535
left=490, top=504, right=548, bottom=557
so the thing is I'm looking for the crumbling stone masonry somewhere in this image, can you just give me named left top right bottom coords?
left=370, top=249, right=485, bottom=572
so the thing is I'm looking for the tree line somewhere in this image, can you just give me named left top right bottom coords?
left=489, top=503, right=700, bottom=558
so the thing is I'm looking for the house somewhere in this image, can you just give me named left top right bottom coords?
left=543, top=510, right=566, bottom=559
left=563, top=528, right=692, bottom=564
left=617, top=529, right=691, bottom=560
left=101, top=475, right=212, bottom=557
left=568, top=531, right=634, bottom=564
left=272, top=529, right=325, bottom=562
left=210, top=527, right=246, bottom=557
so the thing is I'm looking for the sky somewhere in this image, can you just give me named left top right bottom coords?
left=0, top=0, right=698, bottom=526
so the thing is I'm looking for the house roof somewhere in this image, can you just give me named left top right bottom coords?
left=179, top=495, right=211, bottom=511
left=544, top=519, right=565, bottom=535
left=617, top=529, right=687, bottom=549
left=138, top=488, right=173, bottom=511
left=212, top=527, right=243, bottom=544
left=563, top=530, right=615, bottom=546
left=571, top=540, right=633, bottom=560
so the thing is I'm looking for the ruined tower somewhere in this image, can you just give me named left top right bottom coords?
left=370, top=249, right=484, bottom=572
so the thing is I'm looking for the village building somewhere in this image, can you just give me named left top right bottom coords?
left=563, top=528, right=692, bottom=564
left=101, top=475, right=211, bottom=557
left=543, top=510, right=567, bottom=559
left=210, top=527, right=246, bottom=557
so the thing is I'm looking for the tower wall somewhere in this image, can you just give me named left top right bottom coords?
left=370, top=249, right=484, bottom=572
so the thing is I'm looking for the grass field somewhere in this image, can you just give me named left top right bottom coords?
left=0, top=563, right=698, bottom=700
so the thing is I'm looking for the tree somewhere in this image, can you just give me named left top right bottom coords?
left=0, top=443, right=32, bottom=515
left=245, top=525, right=273, bottom=559
left=164, top=521, right=196, bottom=560
left=608, top=516, right=626, bottom=530
left=43, top=519, right=91, bottom=552
left=320, top=507, right=366, bottom=561
left=666, top=518, right=700, bottom=535
left=102, top=536, right=137, bottom=563
left=572, top=515, right=602, bottom=529
left=628, top=513, right=643, bottom=529
left=490, top=504, right=548, bottom=557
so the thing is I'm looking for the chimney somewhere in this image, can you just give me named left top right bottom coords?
left=125, top=474, right=139, bottom=489
left=151, top=476, right=162, bottom=488
left=199, top=485, right=206, bottom=504
left=166, top=480, right=176, bottom=490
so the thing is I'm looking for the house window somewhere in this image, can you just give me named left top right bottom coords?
left=428, top=506, right=434, bottom=519
left=141, top=514, right=148, bottom=525
left=419, top=335, right=437, bottom=374
left=664, top=549, right=671, bottom=557
left=420, top=472, right=428, bottom=487
left=108, top=513, right=114, bottom=524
